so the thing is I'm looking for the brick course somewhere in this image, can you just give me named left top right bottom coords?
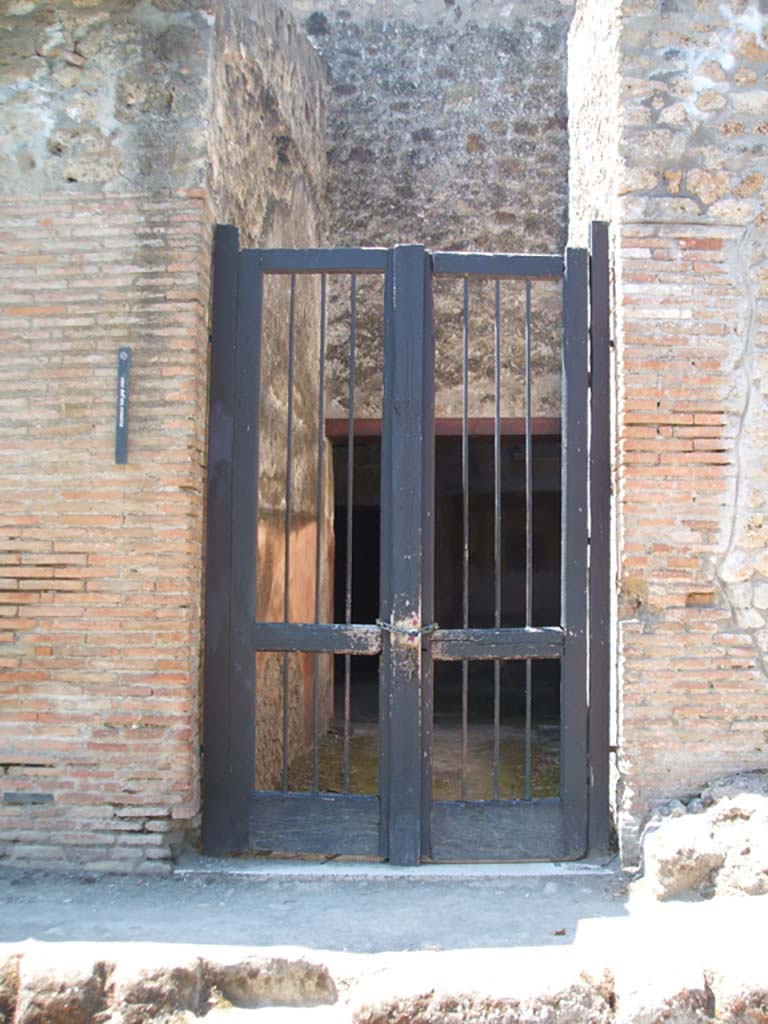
left=616, top=222, right=768, bottom=858
left=0, top=193, right=213, bottom=870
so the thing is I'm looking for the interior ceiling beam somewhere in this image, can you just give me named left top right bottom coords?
left=325, top=417, right=562, bottom=439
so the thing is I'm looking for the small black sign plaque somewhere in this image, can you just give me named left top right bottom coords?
left=115, top=346, right=131, bottom=464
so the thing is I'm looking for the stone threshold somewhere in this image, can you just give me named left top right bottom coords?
left=174, top=851, right=619, bottom=881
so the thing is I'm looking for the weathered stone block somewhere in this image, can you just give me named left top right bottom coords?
left=0, top=954, right=20, bottom=1024
left=636, top=773, right=768, bottom=899
left=206, top=955, right=337, bottom=1009
left=15, top=952, right=113, bottom=1024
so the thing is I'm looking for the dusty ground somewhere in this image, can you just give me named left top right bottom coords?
left=1, top=860, right=766, bottom=1022
left=0, top=859, right=623, bottom=951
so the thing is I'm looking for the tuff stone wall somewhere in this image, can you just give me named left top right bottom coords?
left=254, top=270, right=335, bottom=790
left=0, top=0, right=326, bottom=234
left=209, top=1, right=326, bottom=248
left=570, top=0, right=768, bottom=863
left=284, top=0, right=575, bottom=420
left=0, top=2, right=211, bottom=193
left=284, top=0, right=572, bottom=253
left=0, top=0, right=326, bottom=871
left=212, top=4, right=332, bottom=792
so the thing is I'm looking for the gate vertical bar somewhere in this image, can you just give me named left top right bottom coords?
left=493, top=279, right=502, bottom=801
left=281, top=276, right=297, bottom=792
left=383, top=244, right=429, bottom=866
left=561, top=247, right=589, bottom=856
left=203, top=225, right=239, bottom=854
left=461, top=279, right=470, bottom=800
left=378, top=261, right=394, bottom=858
left=312, top=274, right=328, bottom=792
left=343, top=275, right=356, bottom=794
left=588, top=221, right=612, bottom=855
left=524, top=280, right=533, bottom=800
left=227, top=247, right=262, bottom=849
left=421, top=251, right=435, bottom=858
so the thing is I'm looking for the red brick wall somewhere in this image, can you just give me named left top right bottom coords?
left=616, top=223, right=768, bottom=859
left=0, top=192, right=213, bottom=872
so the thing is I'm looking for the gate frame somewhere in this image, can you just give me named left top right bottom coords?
left=202, top=225, right=612, bottom=861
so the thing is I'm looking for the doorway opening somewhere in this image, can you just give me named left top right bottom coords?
left=289, top=427, right=563, bottom=802
left=203, top=234, right=610, bottom=862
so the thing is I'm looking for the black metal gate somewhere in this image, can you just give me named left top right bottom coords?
left=203, top=225, right=610, bottom=865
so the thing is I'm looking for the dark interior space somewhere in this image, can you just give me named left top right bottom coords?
left=332, top=503, right=380, bottom=724
left=292, top=434, right=562, bottom=798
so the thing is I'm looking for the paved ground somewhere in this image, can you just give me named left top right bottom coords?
left=0, top=857, right=625, bottom=952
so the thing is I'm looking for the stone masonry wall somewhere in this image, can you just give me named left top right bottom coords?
left=284, top=0, right=575, bottom=420
left=570, top=0, right=768, bottom=863
left=209, top=1, right=333, bottom=799
left=0, top=0, right=326, bottom=871
left=210, top=1, right=327, bottom=248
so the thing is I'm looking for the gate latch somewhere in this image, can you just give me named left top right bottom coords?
left=376, top=618, right=439, bottom=648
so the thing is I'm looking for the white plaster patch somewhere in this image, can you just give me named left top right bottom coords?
left=729, top=582, right=753, bottom=609
left=129, top=0, right=194, bottom=32
left=683, top=4, right=765, bottom=120
left=708, top=197, right=757, bottom=224
left=691, top=75, right=725, bottom=92
left=725, top=2, right=766, bottom=39
left=65, top=96, right=99, bottom=123
left=719, top=550, right=754, bottom=584
left=737, top=607, right=766, bottom=629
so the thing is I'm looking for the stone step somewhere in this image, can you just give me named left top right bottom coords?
left=2, top=920, right=767, bottom=1024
